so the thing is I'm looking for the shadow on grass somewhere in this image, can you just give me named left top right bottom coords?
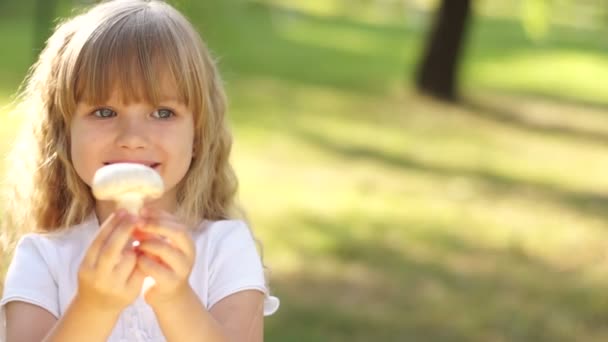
left=289, top=125, right=608, bottom=224
left=460, top=98, right=608, bottom=147
left=265, top=211, right=608, bottom=341
left=470, top=88, right=608, bottom=112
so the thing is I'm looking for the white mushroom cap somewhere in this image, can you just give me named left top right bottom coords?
left=92, top=163, right=164, bottom=215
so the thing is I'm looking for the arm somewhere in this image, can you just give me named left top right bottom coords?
left=209, top=290, right=264, bottom=342
left=5, top=302, right=56, bottom=342
left=44, top=296, right=122, bottom=342
left=5, top=298, right=121, bottom=342
left=149, top=288, right=264, bottom=342
left=134, top=210, right=266, bottom=342
left=5, top=210, right=145, bottom=341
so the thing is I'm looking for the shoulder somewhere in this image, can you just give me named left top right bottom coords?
left=190, top=219, right=261, bottom=265
left=204, top=219, right=252, bottom=240
left=193, top=219, right=254, bottom=249
left=12, top=217, right=97, bottom=262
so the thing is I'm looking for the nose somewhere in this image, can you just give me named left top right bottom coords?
left=115, top=116, right=148, bottom=150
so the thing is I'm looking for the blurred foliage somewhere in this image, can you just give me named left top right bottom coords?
left=521, top=0, right=550, bottom=41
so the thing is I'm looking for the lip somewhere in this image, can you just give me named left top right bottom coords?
left=104, top=160, right=161, bottom=168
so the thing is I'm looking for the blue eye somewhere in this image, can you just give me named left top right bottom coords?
left=152, top=108, right=175, bottom=119
left=92, top=108, right=116, bottom=118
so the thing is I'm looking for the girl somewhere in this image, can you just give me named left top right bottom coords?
left=0, top=0, right=279, bottom=341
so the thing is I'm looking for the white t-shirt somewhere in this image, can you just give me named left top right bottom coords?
left=0, top=214, right=279, bottom=341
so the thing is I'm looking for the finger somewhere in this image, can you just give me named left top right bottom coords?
left=136, top=239, right=190, bottom=276
left=126, top=270, right=148, bottom=298
left=138, top=206, right=184, bottom=240
left=132, top=227, right=157, bottom=243
left=141, top=208, right=191, bottom=235
left=139, top=207, right=177, bottom=222
left=127, top=267, right=146, bottom=293
left=83, top=210, right=126, bottom=267
left=97, top=215, right=139, bottom=274
left=113, top=249, right=137, bottom=283
left=138, top=219, right=194, bottom=258
left=137, top=254, right=176, bottom=285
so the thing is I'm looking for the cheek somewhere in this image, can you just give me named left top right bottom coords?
left=172, top=122, right=195, bottom=161
left=174, top=129, right=195, bottom=181
left=69, top=125, right=84, bottom=176
left=174, top=140, right=194, bottom=178
left=70, top=146, right=89, bottom=185
left=69, top=122, right=100, bottom=185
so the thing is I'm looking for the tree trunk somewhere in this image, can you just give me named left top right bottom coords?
left=415, top=0, right=472, bottom=101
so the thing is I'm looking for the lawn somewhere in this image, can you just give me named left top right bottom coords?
left=1, top=1, right=608, bottom=341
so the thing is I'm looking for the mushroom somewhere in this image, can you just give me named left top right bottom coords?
left=92, top=162, right=164, bottom=294
left=92, top=162, right=164, bottom=215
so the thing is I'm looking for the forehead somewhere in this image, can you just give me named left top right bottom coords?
left=66, top=7, right=206, bottom=117
left=76, top=58, right=185, bottom=106
left=89, top=75, right=182, bottom=104
left=72, top=20, right=191, bottom=107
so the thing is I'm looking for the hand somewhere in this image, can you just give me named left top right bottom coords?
left=134, top=207, right=196, bottom=307
left=76, top=209, right=146, bottom=314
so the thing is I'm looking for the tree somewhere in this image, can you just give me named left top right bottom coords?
left=34, top=0, right=59, bottom=54
left=33, top=0, right=103, bottom=54
left=415, top=0, right=472, bottom=102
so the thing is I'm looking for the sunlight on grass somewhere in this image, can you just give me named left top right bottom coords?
left=469, top=51, right=608, bottom=104
left=2, top=2, right=608, bottom=340
left=254, top=0, right=421, bottom=25
left=265, top=0, right=344, bottom=17
left=225, top=74, right=608, bottom=340
left=272, top=13, right=408, bottom=56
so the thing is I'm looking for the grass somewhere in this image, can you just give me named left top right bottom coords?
left=2, top=1, right=608, bottom=341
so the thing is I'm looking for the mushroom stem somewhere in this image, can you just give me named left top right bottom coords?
left=117, top=193, right=144, bottom=215
left=141, top=276, right=156, bottom=296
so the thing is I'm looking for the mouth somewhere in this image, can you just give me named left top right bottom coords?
left=104, top=161, right=161, bottom=169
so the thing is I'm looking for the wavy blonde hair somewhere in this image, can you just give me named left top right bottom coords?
left=2, top=0, right=242, bottom=242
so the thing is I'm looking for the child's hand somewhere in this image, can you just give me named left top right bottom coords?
left=134, top=207, right=196, bottom=307
left=76, top=209, right=146, bottom=313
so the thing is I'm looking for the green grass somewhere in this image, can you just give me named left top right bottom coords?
left=2, top=1, right=608, bottom=341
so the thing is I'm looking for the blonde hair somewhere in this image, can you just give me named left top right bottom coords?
left=2, top=0, right=240, bottom=239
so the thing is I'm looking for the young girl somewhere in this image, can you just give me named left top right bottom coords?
left=0, top=0, right=279, bottom=341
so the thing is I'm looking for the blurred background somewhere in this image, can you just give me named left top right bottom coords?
left=1, top=0, right=608, bottom=340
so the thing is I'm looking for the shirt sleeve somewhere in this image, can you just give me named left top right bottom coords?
left=207, top=221, right=279, bottom=316
left=1, top=234, right=60, bottom=328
